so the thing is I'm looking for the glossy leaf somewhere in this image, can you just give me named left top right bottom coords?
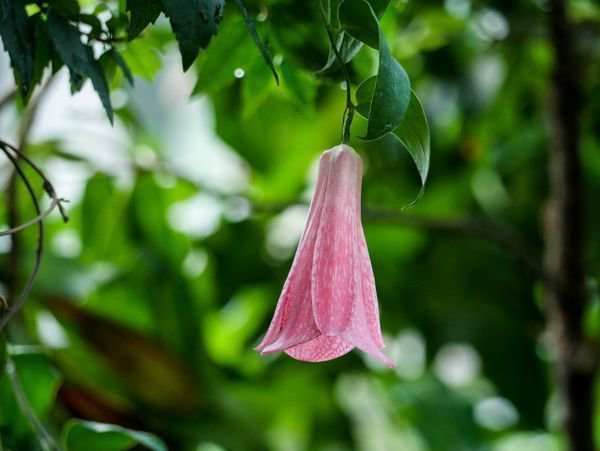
left=338, top=0, right=379, bottom=49
left=126, top=0, right=162, bottom=39
left=344, top=0, right=411, bottom=141
left=317, top=32, right=362, bottom=74
left=357, top=77, right=430, bottom=203
left=62, top=420, right=167, bottom=451
left=160, top=0, right=225, bottom=71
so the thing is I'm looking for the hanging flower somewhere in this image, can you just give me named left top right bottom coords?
left=256, top=145, right=394, bottom=367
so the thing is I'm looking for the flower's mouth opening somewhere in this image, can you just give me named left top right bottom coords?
left=284, top=335, right=354, bottom=363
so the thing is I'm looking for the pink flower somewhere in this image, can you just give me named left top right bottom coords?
left=256, top=145, right=395, bottom=368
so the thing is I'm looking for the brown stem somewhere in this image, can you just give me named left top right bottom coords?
left=544, top=0, right=595, bottom=449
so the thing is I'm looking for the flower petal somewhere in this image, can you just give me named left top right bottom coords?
left=285, top=335, right=354, bottom=362
left=256, top=152, right=334, bottom=352
left=358, top=225, right=385, bottom=348
left=312, top=146, right=361, bottom=335
left=340, top=223, right=395, bottom=368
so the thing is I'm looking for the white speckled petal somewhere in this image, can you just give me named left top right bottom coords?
left=311, top=146, right=360, bottom=335
left=256, top=152, right=334, bottom=353
left=256, top=145, right=393, bottom=368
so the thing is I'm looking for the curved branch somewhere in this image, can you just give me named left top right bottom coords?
left=0, top=146, right=44, bottom=332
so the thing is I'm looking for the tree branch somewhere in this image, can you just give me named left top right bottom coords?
left=544, top=0, right=595, bottom=449
left=252, top=200, right=542, bottom=276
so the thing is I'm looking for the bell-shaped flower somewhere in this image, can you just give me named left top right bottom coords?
left=256, top=145, right=394, bottom=367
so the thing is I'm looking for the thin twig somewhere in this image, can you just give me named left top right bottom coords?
left=0, top=140, right=69, bottom=224
left=320, top=5, right=355, bottom=144
left=251, top=199, right=543, bottom=276
left=0, top=146, right=44, bottom=332
left=0, top=198, right=60, bottom=237
left=5, top=356, right=61, bottom=451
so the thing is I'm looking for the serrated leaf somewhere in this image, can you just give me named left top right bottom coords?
left=161, top=0, right=225, bottom=71
left=126, top=0, right=162, bottom=39
left=62, top=420, right=167, bottom=451
left=0, top=0, right=34, bottom=96
left=46, top=12, right=113, bottom=122
left=30, top=18, right=52, bottom=99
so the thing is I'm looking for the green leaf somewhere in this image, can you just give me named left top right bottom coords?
left=62, top=420, right=167, bottom=451
left=317, top=32, right=362, bottom=74
left=362, top=26, right=411, bottom=140
left=234, top=0, right=279, bottom=85
left=193, top=17, right=255, bottom=95
left=392, top=91, right=430, bottom=204
left=46, top=12, right=113, bottom=122
left=338, top=0, right=380, bottom=49
left=0, top=349, right=62, bottom=442
left=319, top=0, right=390, bottom=73
left=126, top=0, right=162, bottom=39
left=0, top=0, right=34, bottom=96
left=346, top=1, right=410, bottom=141
left=30, top=18, right=52, bottom=98
left=120, top=38, right=162, bottom=80
left=357, top=78, right=430, bottom=204
left=160, top=0, right=225, bottom=71
left=111, top=49, right=134, bottom=85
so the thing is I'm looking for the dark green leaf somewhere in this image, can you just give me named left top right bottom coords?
left=62, top=420, right=167, bottom=451
left=338, top=0, right=379, bottom=49
left=46, top=12, right=113, bottom=122
left=355, top=74, right=377, bottom=114
left=317, top=32, right=362, bottom=74
left=368, top=0, right=391, bottom=16
left=193, top=17, right=255, bottom=95
left=391, top=91, right=430, bottom=204
left=362, top=26, right=411, bottom=140
left=48, top=0, right=80, bottom=18
left=160, top=0, right=225, bottom=71
left=0, top=0, right=34, bottom=96
left=357, top=77, right=430, bottom=204
left=111, top=49, right=134, bottom=85
left=126, top=0, right=162, bottom=39
left=30, top=18, right=52, bottom=98
left=234, top=0, right=279, bottom=85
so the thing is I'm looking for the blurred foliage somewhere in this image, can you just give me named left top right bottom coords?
left=0, top=0, right=599, bottom=450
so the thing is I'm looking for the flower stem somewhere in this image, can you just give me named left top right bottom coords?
left=320, top=7, right=355, bottom=144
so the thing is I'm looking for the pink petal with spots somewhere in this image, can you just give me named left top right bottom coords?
left=256, top=145, right=394, bottom=368
left=256, top=152, right=334, bottom=353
